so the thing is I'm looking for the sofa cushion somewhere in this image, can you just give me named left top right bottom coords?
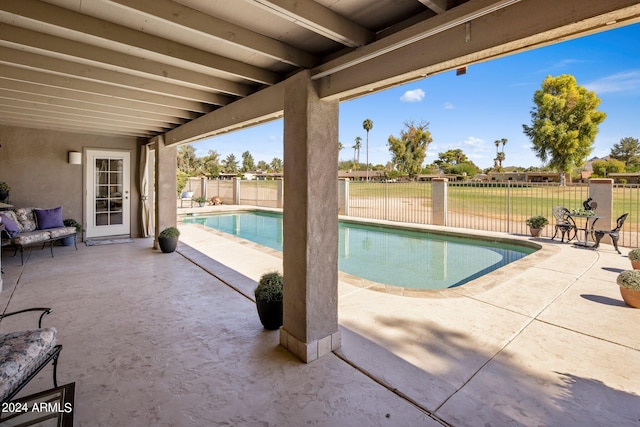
left=48, top=227, right=77, bottom=239
left=0, top=213, right=21, bottom=237
left=14, top=208, right=37, bottom=232
left=34, top=207, right=64, bottom=230
left=11, top=230, right=52, bottom=246
left=2, top=211, right=22, bottom=231
left=0, top=328, right=57, bottom=402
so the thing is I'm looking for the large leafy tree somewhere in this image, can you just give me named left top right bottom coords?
left=591, top=158, right=625, bottom=177
left=387, top=120, right=432, bottom=179
left=177, top=144, right=200, bottom=175
left=523, top=74, right=606, bottom=185
left=222, top=153, right=239, bottom=173
left=241, top=150, right=255, bottom=172
left=200, top=149, right=220, bottom=178
left=270, top=157, right=283, bottom=173
left=434, top=149, right=469, bottom=166
left=610, top=136, right=640, bottom=170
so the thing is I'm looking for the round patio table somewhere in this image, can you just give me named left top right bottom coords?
left=568, top=213, right=601, bottom=248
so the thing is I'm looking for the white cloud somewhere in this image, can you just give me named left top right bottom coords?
left=585, top=71, right=640, bottom=94
left=400, top=88, right=425, bottom=103
left=463, top=136, right=484, bottom=149
left=443, top=102, right=454, bottom=110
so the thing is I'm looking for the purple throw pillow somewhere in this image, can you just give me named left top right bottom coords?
left=34, top=206, right=64, bottom=230
left=0, top=213, right=20, bottom=237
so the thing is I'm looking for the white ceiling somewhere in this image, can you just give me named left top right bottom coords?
left=0, top=0, right=638, bottom=143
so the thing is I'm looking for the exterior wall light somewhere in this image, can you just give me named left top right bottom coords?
left=68, top=151, right=82, bottom=165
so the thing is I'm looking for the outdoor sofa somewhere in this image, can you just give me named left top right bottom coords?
left=0, top=207, right=77, bottom=265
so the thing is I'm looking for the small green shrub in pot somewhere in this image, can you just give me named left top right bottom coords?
left=526, top=215, right=549, bottom=229
left=63, top=218, right=84, bottom=233
left=617, top=270, right=640, bottom=290
left=255, top=271, right=283, bottom=303
left=158, top=226, right=180, bottom=238
left=617, top=270, right=640, bottom=308
left=255, top=271, right=283, bottom=329
left=158, top=226, right=180, bottom=253
left=628, top=248, right=640, bottom=262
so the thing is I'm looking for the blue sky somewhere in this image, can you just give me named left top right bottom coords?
left=192, top=23, right=640, bottom=171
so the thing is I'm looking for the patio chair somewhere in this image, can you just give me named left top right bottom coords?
left=1, top=308, right=63, bottom=404
left=180, top=191, right=193, bottom=208
left=551, top=206, right=577, bottom=242
left=593, top=213, right=629, bottom=254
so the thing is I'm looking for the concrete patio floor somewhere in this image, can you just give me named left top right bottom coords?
left=1, top=215, right=639, bottom=426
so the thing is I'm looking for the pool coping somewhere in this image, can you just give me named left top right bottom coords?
left=179, top=206, right=559, bottom=299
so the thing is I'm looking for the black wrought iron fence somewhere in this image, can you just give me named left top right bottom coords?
left=184, top=177, right=640, bottom=248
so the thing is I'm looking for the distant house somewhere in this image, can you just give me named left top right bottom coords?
left=487, top=171, right=570, bottom=183
left=608, top=173, right=640, bottom=184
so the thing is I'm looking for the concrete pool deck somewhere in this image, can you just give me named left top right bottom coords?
left=0, top=210, right=638, bottom=425
left=177, top=215, right=640, bottom=426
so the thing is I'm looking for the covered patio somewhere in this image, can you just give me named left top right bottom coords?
left=1, top=217, right=638, bottom=425
left=1, top=1, right=640, bottom=424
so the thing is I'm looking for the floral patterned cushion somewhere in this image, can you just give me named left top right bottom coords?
left=14, top=208, right=37, bottom=232
left=48, top=227, right=76, bottom=239
left=0, top=328, right=57, bottom=402
left=11, top=230, right=52, bottom=246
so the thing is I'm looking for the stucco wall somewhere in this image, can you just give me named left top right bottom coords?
left=0, top=125, right=141, bottom=238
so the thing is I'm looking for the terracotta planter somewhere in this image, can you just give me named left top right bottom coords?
left=620, top=287, right=640, bottom=308
left=632, top=261, right=640, bottom=270
left=529, top=227, right=542, bottom=238
left=256, top=300, right=283, bottom=330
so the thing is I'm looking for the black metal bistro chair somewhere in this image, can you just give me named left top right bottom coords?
left=593, top=213, right=629, bottom=254
left=551, top=206, right=577, bottom=242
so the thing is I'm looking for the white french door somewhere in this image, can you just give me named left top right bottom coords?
left=85, top=149, right=131, bottom=238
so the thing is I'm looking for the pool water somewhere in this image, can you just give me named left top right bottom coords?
left=182, top=211, right=536, bottom=290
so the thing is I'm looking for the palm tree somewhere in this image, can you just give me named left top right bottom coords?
left=362, top=119, right=373, bottom=180
left=353, top=136, right=362, bottom=166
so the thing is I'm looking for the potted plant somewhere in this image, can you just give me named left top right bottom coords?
left=254, top=271, right=283, bottom=330
left=526, top=215, right=548, bottom=237
left=629, top=249, right=640, bottom=270
left=0, top=182, right=10, bottom=202
left=616, top=270, right=640, bottom=308
left=193, top=196, right=207, bottom=207
left=62, top=218, right=84, bottom=246
left=158, top=226, right=180, bottom=253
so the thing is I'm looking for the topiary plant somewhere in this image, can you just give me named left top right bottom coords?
left=255, top=271, right=283, bottom=303
left=159, top=226, right=180, bottom=238
left=628, top=248, right=640, bottom=262
left=617, top=270, right=640, bottom=291
left=526, top=215, right=549, bottom=229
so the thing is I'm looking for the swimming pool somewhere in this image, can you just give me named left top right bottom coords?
left=182, top=211, right=537, bottom=290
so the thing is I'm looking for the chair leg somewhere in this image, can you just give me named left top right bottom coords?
left=612, top=235, right=621, bottom=254
left=52, top=345, right=62, bottom=388
left=593, top=232, right=603, bottom=249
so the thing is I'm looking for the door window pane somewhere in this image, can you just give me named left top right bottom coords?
left=94, top=157, right=124, bottom=226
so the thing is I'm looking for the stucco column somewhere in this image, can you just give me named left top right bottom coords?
left=432, top=178, right=448, bottom=226
left=589, top=178, right=613, bottom=242
left=280, top=70, right=340, bottom=363
left=153, top=136, right=177, bottom=248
